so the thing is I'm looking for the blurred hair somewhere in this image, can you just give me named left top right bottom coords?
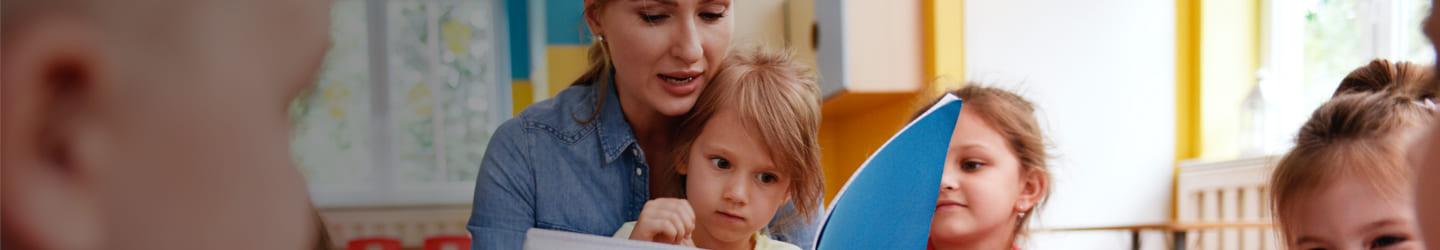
left=1270, top=91, right=1434, bottom=242
left=1334, top=59, right=1436, bottom=100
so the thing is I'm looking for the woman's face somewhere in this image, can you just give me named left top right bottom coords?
left=589, top=0, right=734, bottom=117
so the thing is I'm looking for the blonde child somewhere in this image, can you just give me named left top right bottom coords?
left=1270, top=61, right=1436, bottom=250
left=612, top=49, right=823, bottom=250
left=917, top=85, right=1051, bottom=250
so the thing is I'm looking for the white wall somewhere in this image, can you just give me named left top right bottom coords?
left=965, top=1, right=1177, bottom=249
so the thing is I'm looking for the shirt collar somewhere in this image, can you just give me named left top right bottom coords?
left=596, top=77, right=638, bottom=164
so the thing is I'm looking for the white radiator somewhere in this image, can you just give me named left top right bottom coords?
left=1176, top=155, right=1282, bottom=250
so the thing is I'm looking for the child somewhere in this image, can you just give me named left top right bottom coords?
left=1269, top=61, right=1436, bottom=250
left=1, top=0, right=329, bottom=249
left=612, top=48, right=823, bottom=250
left=919, top=85, right=1051, bottom=250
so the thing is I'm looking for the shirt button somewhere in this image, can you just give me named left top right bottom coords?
left=635, top=168, right=643, bottom=176
left=631, top=147, right=640, bottom=156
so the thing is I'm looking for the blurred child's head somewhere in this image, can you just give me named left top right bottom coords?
left=1334, top=59, right=1435, bottom=100
left=1270, top=92, right=1434, bottom=249
left=921, top=85, right=1050, bottom=248
left=1, top=0, right=329, bottom=249
left=670, top=48, right=822, bottom=244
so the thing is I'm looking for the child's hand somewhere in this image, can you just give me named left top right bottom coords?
left=629, top=198, right=695, bottom=245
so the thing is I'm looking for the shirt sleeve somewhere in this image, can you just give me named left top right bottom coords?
left=770, top=197, right=823, bottom=250
left=467, top=119, right=536, bottom=250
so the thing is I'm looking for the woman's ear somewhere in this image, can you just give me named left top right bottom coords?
left=582, top=0, right=604, bottom=39
left=676, top=162, right=688, bottom=175
left=1015, top=168, right=1047, bottom=213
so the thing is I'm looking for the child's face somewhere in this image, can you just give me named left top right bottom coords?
left=930, top=108, right=1039, bottom=244
left=680, top=108, right=792, bottom=245
left=1285, top=176, right=1424, bottom=250
left=1415, top=125, right=1440, bottom=250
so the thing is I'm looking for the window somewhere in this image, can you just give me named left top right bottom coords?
left=1246, top=0, right=1431, bottom=155
left=290, top=0, right=511, bottom=207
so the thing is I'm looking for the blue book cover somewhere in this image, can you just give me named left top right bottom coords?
left=815, top=94, right=962, bottom=249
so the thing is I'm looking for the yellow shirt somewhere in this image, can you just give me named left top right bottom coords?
left=612, top=221, right=801, bottom=250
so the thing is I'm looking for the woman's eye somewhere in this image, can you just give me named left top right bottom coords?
left=960, top=160, right=985, bottom=172
left=1370, top=235, right=1408, bottom=248
left=699, top=11, right=726, bottom=21
left=710, top=157, right=730, bottom=169
left=757, top=172, right=779, bottom=184
left=640, top=12, right=669, bottom=23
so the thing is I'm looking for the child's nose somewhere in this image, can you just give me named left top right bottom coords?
left=721, top=176, right=749, bottom=205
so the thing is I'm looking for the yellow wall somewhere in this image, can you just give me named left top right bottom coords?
left=546, top=45, right=592, bottom=96
left=819, top=93, right=925, bottom=202
left=512, top=80, right=533, bottom=116
left=510, top=45, right=590, bottom=115
left=1198, top=0, right=1261, bottom=160
left=1174, top=0, right=1201, bottom=222
left=1171, top=0, right=1261, bottom=221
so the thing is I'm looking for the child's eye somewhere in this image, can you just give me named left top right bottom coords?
left=1370, top=235, right=1408, bottom=248
left=960, top=160, right=985, bottom=172
left=710, top=157, right=731, bottom=169
left=757, top=172, right=779, bottom=184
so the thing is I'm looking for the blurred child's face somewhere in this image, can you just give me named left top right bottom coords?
left=680, top=109, right=791, bottom=245
left=1285, top=176, right=1424, bottom=250
left=1415, top=125, right=1440, bottom=250
left=1, top=0, right=329, bottom=249
left=1419, top=2, right=1440, bottom=247
left=930, top=108, right=1039, bottom=245
left=588, top=0, right=733, bottom=117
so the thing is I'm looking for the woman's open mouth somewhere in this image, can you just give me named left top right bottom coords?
left=657, top=71, right=701, bottom=96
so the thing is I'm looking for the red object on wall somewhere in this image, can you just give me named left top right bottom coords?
left=346, top=237, right=401, bottom=250
left=423, top=235, right=471, bottom=250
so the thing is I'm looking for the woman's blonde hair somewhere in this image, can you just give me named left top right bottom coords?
left=669, top=48, right=823, bottom=231
left=914, top=84, right=1052, bottom=241
left=571, top=0, right=617, bottom=123
left=1270, top=60, right=1436, bottom=242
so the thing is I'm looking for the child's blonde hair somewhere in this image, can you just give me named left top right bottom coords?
left=1270, top=60, right=1436, bottom=241
left=669, top=48, right=823, bottom=230
left=915, top=84, right=1052, bottom=240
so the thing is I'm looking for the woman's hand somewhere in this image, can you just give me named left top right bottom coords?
left=629, top=198, right=695, bottom=245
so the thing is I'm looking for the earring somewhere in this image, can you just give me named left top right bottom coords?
left=595, top=35, right=605, bottom=42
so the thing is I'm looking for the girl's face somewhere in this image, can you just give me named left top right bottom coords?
left=930, top=108, right=1042, bottom=245
left=1285, top=176, right=1425, bottom=250
left=588, top=0, right=734, bottom=117
left=680, top=109, right=791, bottom=245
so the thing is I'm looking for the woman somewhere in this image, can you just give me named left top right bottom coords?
left=466, top=0, right=819, bottom=249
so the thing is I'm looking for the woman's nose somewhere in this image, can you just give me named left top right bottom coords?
left=669, top=18, right=704, bottom=66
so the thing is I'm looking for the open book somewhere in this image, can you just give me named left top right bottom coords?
left=522, top=95, right=961, bottom=249
left=524, top=228, right=694, bottom=250
left=814, top=94, right=961, bottom=249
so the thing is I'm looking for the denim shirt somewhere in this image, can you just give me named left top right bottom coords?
left=468, top=81, right=820, bottom=250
